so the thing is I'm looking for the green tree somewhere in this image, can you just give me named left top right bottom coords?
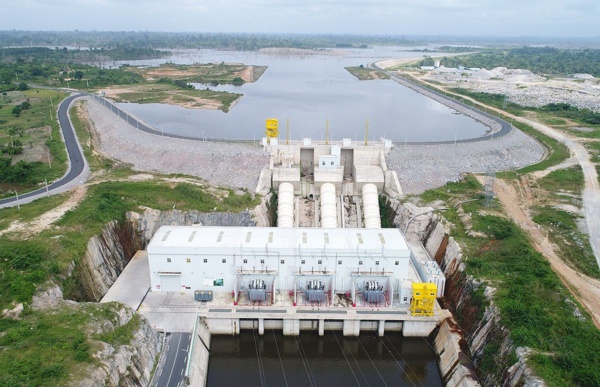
left=74, top=70, right=84, bottom=80
left=11, top=105, right=22, bottom=116
left=17, top=82, right=29, bottom=91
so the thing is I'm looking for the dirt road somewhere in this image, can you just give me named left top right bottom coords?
left=494, top=110, right=600, bottom=267
left=492, top=178, right=600, bottom=329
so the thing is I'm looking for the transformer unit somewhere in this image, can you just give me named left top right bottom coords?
left=247, top=279, right=267, bottom=302
left=306, top=280, right=326, bottom=303
left=364, top=281, right=385, bottom=304
left=194, top=290, right=213, bottom=302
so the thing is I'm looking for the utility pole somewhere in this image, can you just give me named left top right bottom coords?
left=11, top=190, right=20, bottom=210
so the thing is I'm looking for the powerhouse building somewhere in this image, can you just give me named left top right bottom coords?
left=148, top=226, right=411, bottom=304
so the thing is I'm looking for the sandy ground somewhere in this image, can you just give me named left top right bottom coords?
left=0, top=185, right=88, bottom=237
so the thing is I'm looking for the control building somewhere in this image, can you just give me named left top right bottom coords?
left=148, top=226, right=411, bottom=307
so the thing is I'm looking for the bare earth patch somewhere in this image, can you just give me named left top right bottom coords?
left=0, top=185, right=87, bottom=237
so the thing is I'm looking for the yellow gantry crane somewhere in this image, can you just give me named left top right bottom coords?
left=266, top=118, right=279, bottom=144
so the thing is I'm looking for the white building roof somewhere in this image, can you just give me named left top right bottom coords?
left=148, top=226, right=409, bottom=258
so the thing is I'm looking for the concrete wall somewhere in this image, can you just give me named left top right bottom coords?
left=402, top=320, right=438, bottom=337
left=187, top=317, right=211, bottom=387
left=314, top=167, right=343, bottom=193
left=435, top=317, right=479, bottom=386
left=272, top=168, right=301, bottom=192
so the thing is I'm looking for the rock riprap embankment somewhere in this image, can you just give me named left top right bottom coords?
left=85, top=98, right=269, bottom=191
left=85, top=97, right=545, bottom=194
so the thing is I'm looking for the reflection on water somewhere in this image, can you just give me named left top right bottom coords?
left=113, top=47, right=489, bottom=142
left=207, top=330, right=442, bottom=387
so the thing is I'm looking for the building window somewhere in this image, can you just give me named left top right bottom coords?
left=322, top=161, right=325, bottom=166
left=301, top=259, right=305, bottom=264
left=318, top=260, right=322, bottom=264
left=395, top=261, right=399, bottom=266
left=167, top=258, right=171, bottom=263
left=186, top=258, right=191, bottom=263
left=338, top=260, right=342, bottom=265
left=330, top=161, right=334, bottom=165
left=222, top=259, right=226, bottom=263
left=375, top=261, right=379, bottom=265
left=280, top=259, right=285, bottom=264
left=403, top=297, right=408, bottom=302
left=358, top=261, right=363, bottom=265
left=243, top=259, right=248, bottom=264
left=203, top=258, right=207, bottom=263
left=260, top=259, right=265, bottom=264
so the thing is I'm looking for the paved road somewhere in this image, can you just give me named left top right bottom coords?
left=151, top=332, right=192, bottom=387
left=371, top=63, right=513, bottom=144
left=0, top=93, right=89, bottom=208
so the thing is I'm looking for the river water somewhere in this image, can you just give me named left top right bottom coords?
left=207, top=330, right=442, bottom=387
left=114, top=47, right=488, bottom=142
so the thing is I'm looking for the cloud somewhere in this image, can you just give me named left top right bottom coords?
left=2, top=0, right=599, bottom=36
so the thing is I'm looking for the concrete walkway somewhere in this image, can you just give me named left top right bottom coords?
left=100, top=251, right=151, bottom=310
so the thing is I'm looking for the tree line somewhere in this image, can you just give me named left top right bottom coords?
left=432, top=47, right=600, bottom=77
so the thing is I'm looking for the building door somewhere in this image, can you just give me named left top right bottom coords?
left=160, top=275, right=181, bottom=292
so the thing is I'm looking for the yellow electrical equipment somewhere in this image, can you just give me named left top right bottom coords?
left=266, top=118, right=279, bottom=143
left=410, top=283, right=437, bottom=316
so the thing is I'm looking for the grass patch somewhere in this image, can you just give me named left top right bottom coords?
left=418, top=174, right=482, bottom=203
left=94, top=313, right=140, bottom=346
left=537, top=166, right=584, bottom=193
left=0, top=303, right=146, bottom=387
left=497, top=120, right=570, bottom=176
left=107, top=83, right=241, bottom=112
left=586, top=141, right=600, bottom=164
left=345, top=66, right=390, bottom=80
left=0, top=192, right=70, bottom=231
left=0, top=88, right=69, bottom=194
left=532, top=207, right=599, bottom=278
left=420, top=177, right=600, bottom=385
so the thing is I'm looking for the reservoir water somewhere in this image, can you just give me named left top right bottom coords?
left=114, top=47, right=489, bottom=142
left=207, top=330, right=442, bottom=387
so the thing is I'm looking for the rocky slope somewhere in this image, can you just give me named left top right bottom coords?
left=394, top=202, right=544, bottom=386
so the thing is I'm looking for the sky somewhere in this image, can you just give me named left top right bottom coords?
left=3, top=0, right=599, bottom=37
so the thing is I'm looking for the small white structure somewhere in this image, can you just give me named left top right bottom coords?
left=147, top=226, right=411, bottom=297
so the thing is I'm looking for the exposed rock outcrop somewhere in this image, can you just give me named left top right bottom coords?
left=394, top=202, right=543, bottom=387
left=70, top=208, right=256, bottom=302
left=127, top=207, right=255, bottom=243
left=31, top=282, right=161, bottom=387
left=72, top=220, right=143, bottom=302
left=76, top=306, right=161, bottom=387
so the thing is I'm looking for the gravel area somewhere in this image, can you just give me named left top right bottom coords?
left=85, top=97, right=546, bottom=195
left=426, top=67, right=600, bottom=112
left=387, top=128, right=546, bottom=194
left=85, top=98, right=269, bottom=191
